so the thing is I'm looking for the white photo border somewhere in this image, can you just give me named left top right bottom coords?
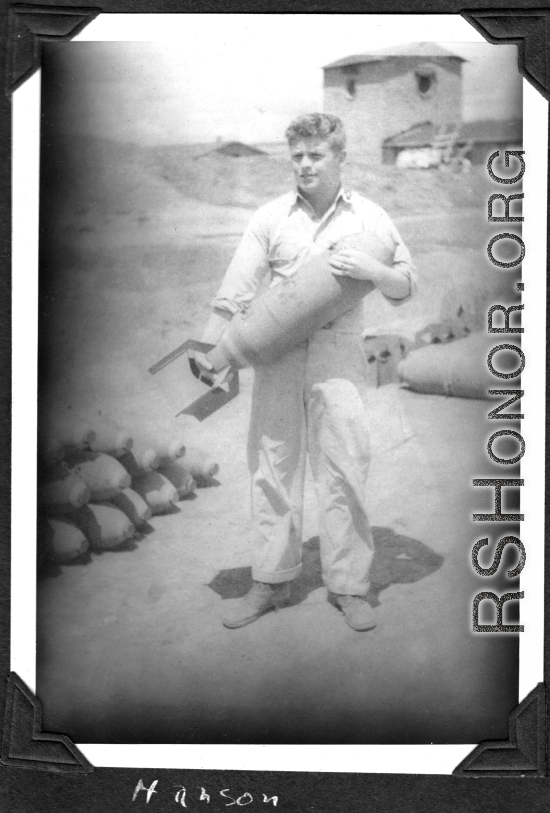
left=11, top=12, right=547, bottom=774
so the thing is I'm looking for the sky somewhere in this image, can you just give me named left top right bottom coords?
left=54, top=15, right=523, bottom=146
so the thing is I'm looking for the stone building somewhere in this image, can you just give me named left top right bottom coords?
left=323, top=42, right=465, bottom=163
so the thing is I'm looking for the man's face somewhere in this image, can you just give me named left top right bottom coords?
left=289, top=138, right=346, bottom=198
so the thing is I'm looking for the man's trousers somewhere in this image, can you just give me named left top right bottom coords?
left=247, top=328, right=373, bottom=596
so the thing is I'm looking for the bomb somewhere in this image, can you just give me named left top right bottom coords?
left=38, top=517, right=89, bottom=564
left=206, top=232, right=393, bottom=372
left=88, top=422, right=134, bottom=458
left=154, top=437, right=186, bottom=462
left=69, top=503, right=135, bottom=550
left=121, top=443, right=161, bottom=472
left=38, top=465, right=91, bottom=515
left=179, top=447, right=219, bottom=486
left=63, top=450, right=131, bottom=501
left=157, top=460, right=197, bottom=498
left=397, top=332, right=493, bottom=399
left=131, top=429, right=186, bottom=464
left=131, top=470, right=179, bottom=514
left=40, top=424, right=97, bottom=464
left=110, top=487, right=153, bottom=527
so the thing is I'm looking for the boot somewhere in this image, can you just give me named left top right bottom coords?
left=222, top=581, right=291, bottom=628
left=334, top=594, right=376, bottom=631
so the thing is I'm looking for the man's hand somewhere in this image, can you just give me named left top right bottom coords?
left=329, top=247, right=411, bottom=300
left=329, top=248, right=383, bottom=283
left=189, top=350, right=215, bottom=382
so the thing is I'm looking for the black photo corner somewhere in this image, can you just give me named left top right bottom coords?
left=1, top=2, right=550, bottom=812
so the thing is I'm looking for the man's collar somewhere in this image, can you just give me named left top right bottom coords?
left=293, top=186, right=351, bottom=210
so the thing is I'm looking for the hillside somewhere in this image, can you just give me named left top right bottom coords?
left=42, top=132, right=492, bottom=219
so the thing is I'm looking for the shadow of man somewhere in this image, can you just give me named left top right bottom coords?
left=207, top=527, right=443, bottom=607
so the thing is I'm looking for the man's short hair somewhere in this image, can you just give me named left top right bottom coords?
left=285, top=113, right=346, bottom=154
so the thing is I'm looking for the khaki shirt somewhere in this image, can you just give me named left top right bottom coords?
left=210, top=188, right=416, bottom=335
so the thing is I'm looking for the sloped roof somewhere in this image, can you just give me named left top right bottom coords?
left=384, top=119, right=522, bottom=149
left=384, top=122, right=442, bottom=148
left=199, top=141, right=267, bottom=158
left=215, top=141, right=266, bottom=157
left=324, top=42, right=465, bottom=70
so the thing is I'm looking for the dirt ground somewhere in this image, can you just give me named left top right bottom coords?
left=36, top=135, right=518, bottom=745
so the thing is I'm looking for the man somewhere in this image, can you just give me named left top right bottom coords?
left=197, top=113, right=416, bottom=631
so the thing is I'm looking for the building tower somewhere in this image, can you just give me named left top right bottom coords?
left=323, top=42, right=465, bottom=163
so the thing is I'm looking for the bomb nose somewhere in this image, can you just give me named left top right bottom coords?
left=118, top=471, right=132, bottom=489
left=70, top=481, right=91, bottom=508
left=116, top=432, right=133, bottom=453
left=167, top=439, right=186, bottom=460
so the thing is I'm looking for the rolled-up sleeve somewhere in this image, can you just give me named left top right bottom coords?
left=374, top=210, right=417, bottom=306
left=211, top=207, right=271, bottom=315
